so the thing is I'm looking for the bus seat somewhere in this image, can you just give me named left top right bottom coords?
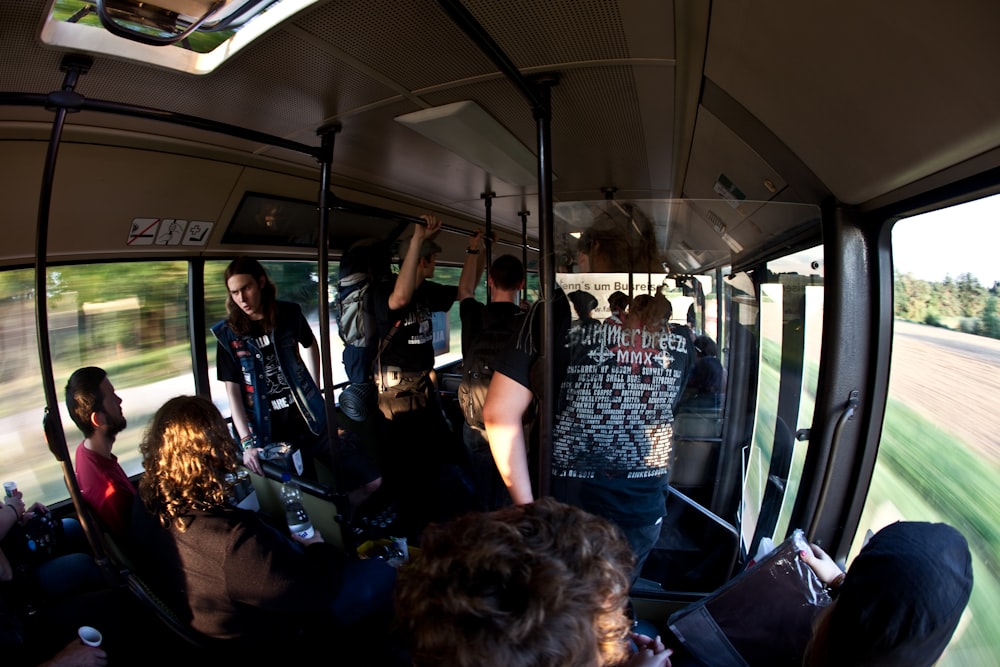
left=672, top=407, right=725, bottom=505
left=671, top=440, right=719, bottom=490
left=438, top=369, right=463, bottom=394
left=674, top=409, right=724, bottom=439
left=641, top=486, right=740, bottom=596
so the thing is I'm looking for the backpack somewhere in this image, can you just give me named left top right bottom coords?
left=458, top=305, right=524, bottom=429
left=337, top=239, right=393, bottom=386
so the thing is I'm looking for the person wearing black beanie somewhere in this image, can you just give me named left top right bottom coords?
left=801, top=521, right=973, bottom=667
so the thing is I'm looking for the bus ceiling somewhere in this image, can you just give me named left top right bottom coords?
left=2, top=1, right=1000, bottom=260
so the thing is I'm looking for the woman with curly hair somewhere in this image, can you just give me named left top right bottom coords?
left=395, top=497, right=672, bottom=667
left=132, top=395, right=399, bottom=660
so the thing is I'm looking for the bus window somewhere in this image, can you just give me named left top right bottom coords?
left=863, top=195, right=1000, bottom=665
left=740, top=247, right=824, bottom=554
left=204, top=255, right=475, bottom=415
left=1, top=261, right=195, bottom=506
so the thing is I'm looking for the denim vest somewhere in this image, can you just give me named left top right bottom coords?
left=212, top=301, right=326, bottom=445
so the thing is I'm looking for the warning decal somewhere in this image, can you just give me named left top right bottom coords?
left=127, top=219, right=214, bottom=246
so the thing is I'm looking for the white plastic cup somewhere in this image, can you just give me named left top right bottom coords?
left=2, top=481, right=16, bottom=497
left=78, top=625, right=102, bottom=647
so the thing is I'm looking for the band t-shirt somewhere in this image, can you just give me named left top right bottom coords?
left=494, top=288, right=694, bottom=527
left=216, top=319, right=315, bottom=447
left=374, top=278, right=457, bottom=374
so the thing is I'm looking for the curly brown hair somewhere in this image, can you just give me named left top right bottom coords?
left=395, top=498, right=636, bottom=667
left=138, top=395, right=241, bottom=532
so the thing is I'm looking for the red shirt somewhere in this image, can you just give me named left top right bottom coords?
left=74, top=441, right=137, bottom=536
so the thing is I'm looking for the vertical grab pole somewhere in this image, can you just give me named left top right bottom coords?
left=35, top=56, right=90, bottom=464
left=534, top=74, right=559, bottom=498
left=316, top=123, right=345, bottom=502
left=481, top=191, right=495, bottom=304
left=518, top=208, right=530, bottom=304
left=34, top=55, right=112, bottom=568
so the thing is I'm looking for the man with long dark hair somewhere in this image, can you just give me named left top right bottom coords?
left=212, top=257, right=380, bottom=509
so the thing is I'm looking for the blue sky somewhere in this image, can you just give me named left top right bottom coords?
left=893, top=192, right=1000, bottom=287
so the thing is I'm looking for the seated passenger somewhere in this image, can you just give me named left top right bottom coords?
left=607, top=290, right=631, bottom=326
left=0, top=488, right=102, bottom=602
left=800, top=521, right=973, bottom=667
left=65, top=366, right=136, bottom=538
left=132, top=395, right=399, bottom=660
left=568, top=289, right=599, bottom=324
left=395, top=497, right=673, bottom=667
left=679, top=335, right=725, bottom=411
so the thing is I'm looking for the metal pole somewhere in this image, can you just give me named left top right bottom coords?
left=534, top=74, right=559, bottom=498
left=35, top=56, right=89, bottom=464
left=34, top=55, right=111, bottom=568
left=317, top=123, right=344, bottom=497
left=518, top=209, right=530, bottom=303
left=481, top=191, right=495, bottom=303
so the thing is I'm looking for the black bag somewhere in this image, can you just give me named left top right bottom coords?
left=667, top=529, right=832, bottom=667
left=1, top=512, right=64, bottom=573
left=457, top=307, right=524, bottom=429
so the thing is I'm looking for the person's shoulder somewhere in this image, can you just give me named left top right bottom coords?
left=185, top=506, right=257, bottom=538
left=671, top=324, right=693, bottom=339
left=74, top=442, right=102, bottom=467
left=460, top=296, right=484, bottom=310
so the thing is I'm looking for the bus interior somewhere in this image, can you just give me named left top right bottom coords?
left=1, top=0, right=998, bottom=663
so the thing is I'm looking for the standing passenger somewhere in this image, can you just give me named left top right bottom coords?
left=372, top=215, right=477, bottom=533
left=65, top=366, right=136, bottom=538
left=456, top=231, right=526, bottom=510
left=484, top=224, right=694, bottom=582
left=212, top=256, right=381, bottom=509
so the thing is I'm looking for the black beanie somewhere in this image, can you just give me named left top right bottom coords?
left=826, top=521, right=973, bottom=666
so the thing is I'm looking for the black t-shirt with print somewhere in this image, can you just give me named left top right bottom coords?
left=216, top=319, right=316, bottom=447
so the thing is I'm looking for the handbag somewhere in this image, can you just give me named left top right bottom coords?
left=667, top=529, right=832, bottom=667
left=1, top=512, right=64, bottom=574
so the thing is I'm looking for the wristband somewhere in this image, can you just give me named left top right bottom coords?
left=826, top=572, right=846, bottom=597
left=240, top=435, right=255, bottom=452
left=466, top=248, right=480, bottom=254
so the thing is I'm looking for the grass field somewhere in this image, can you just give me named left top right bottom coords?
left=859, top=352, right=1000, bottom=664
left=860, top=401, right=999, bottom=665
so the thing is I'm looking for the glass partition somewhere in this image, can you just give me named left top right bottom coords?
left=547, top=199, right=823, bottom=593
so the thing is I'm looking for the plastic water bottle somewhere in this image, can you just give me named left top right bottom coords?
left=279, top=473, right=315, bottom=539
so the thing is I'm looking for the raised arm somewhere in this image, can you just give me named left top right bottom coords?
left=388, top=214, right=441, bottom=311
left=457, top=231, right=486, bottom=301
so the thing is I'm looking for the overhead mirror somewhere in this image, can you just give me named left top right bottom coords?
left=43, top=1, right=321, bottom=70
left=96, top=0, right=239, bottom=46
